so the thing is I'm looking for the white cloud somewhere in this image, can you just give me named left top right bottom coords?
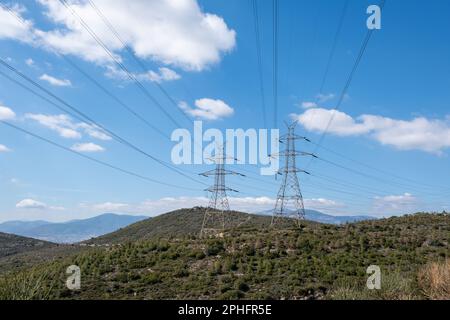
left=15, top=198, right=65, bottom=211
left=39, top=73, right=72, bottom=87
left=105, top=65, right=180, bottom=83
left=145, top=67, right=181, bottom=83
left=372, top=193, right=418, bottom=216
left=304, top=198, right=344, bottom=210
left=316, top=93, right=335, bottom=103
left=0, top=4, right=35, bottom=42
left=91, top=202, right=129, bottom=212
left=16, top=198, right=47, bottom=209
left=0, top=105, right=16, bottom=120
left=1, top=1, right=236, bottom=71
left=179, top=98, right=234, bottom=120
left=300, top=101, right=318, bottom=109
left=0, top=144, right=11, bottom=152
left=25, top=113, right=111, bottom=140
left=25, top=58, right=34, bottom=66
left=71, top=142, right=105, bottom=152
left=293, top=108, right=450, bottom=154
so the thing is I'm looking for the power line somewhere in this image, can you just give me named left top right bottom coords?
left=272, top=0, right=279, bottom=128
left=62, top=56, right=170, bottom=140
left=272, top=121, right=311, bottom=227
left=0, top=2, right=171, bottom=140
left=307, top=0, right=387, bottom=167
left=318, top=0, right=349, bottom=95
left=310, top=141, right=450, bottom=192
left=58, top=0, right=184, bottom=128
left=0, top=58, right=205, bottom=186
left=0, top=121, right=197, bottom=191
left=251, top=0, right=267, bottom=128
left=85, top=0, right=192, bottom=124
left=199, top=146, right=244, bottom=237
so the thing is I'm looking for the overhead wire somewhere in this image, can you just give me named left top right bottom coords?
left=0, top=58, right=205, bottom=186
left=58, top=0, right=185, bottom=128
left=0, top=121, right=198, bottom=191
left=251, top=0, right=268, bottom=128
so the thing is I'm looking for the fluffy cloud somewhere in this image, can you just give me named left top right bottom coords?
left=105, top=65, right=180, bottom=83
left=0, top=105, right=16, bottom=120
left=0, top=4, right=34, bottom=42
left=293, top=108, right=450, bottom=154
left=179, top=98, right=234, bottom=120
left=71, top=142, right=104, bottom=152
left=304, top=198, right=344, bottom=210
left=316, top=93, right=335, bottom=103
left=91, top=202, right=129, bottom=212
left=300, top=101, right=318, bottom=109
left=16, top=198, right=44, bottom=209
left=39, top=73, right=72, bottom=87
left=0, top=144, right=11, bottom=152
left=145, top=67, right=181, bottom=83
left=372, top=193, right=418, bottom=216
left=16, top=198, right=65, bottom=211
left=0, top=1, right=236, bottom=71
left=25, top=113, right=111, bottom=140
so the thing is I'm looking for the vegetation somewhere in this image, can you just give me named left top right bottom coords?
left=0, top=209, right=448, bottom=300
left=0, top=232, right=55, bottom=259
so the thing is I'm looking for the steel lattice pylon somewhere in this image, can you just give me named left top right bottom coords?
left=271, top=121, right=315, bottom=227
left=199, top=146, right=244, bottom=237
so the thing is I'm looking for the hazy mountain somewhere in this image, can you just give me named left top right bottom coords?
left=256, top=209, right=376, bottom=224
left=0, top=220, right=50, bottom=235
left=0, top=213, right=148, bottom=244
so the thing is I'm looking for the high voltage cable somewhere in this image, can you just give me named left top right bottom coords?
left=85, top=0, right=192, bottom=124
left=0, top=2, right=170, bottom=140
left=272, top=0, right=279, bottom=128
left=0, top=58, right=205, bottom=186
left=58, top=0, right=184, bottom=128
left=0, top=121, right=198, bottom=191
left=314, top=156, right=449, bottom=197
left=318, top=0, right=349, bottom=95
left=62, top=56, right=170, bottom=140
left=310, top=141, right=450, bottom=192
left=235, top=159, right=447, bottom=200
left=251, top=0, right=268, bottom=128
left=307, top=0, right=387, bottom=168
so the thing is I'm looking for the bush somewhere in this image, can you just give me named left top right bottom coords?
left=205, top=240, right=224, bottom=256
left=141, top=272, right=161, bottom=285
left=219, top=290, right=245, bottom=300
left=418, top=259, right=450, bottom=300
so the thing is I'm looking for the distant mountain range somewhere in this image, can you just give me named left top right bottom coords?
left=256, top=209, right=376, bottom=224
left=0, top=213, right=147, bottom=244
left=0, top=209, right=375, bottom=244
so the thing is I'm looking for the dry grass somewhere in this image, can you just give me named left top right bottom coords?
left=418, top=259, right=450, bottom=300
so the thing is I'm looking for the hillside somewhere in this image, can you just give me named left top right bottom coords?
left=0, top=232, right=55, bottom=259
left=85, top=207, right=300, bottom=245
left=0, top=210, right=448, bottom=300
left=0, top=214, right=148, bottom=243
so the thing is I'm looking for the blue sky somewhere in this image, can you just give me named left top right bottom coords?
left=0, top=0, right=449, bottom=222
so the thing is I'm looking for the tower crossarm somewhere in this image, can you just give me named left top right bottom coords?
left=269, top=151, right=317, bottom=158
left=279, top=134, right=311, bottom=142
left=276, top=167, right=311, bottom=175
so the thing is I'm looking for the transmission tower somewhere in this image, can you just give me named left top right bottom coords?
left=199, top=146, right=244, bottom=237
left=270, top=121, right=316, bottom=227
